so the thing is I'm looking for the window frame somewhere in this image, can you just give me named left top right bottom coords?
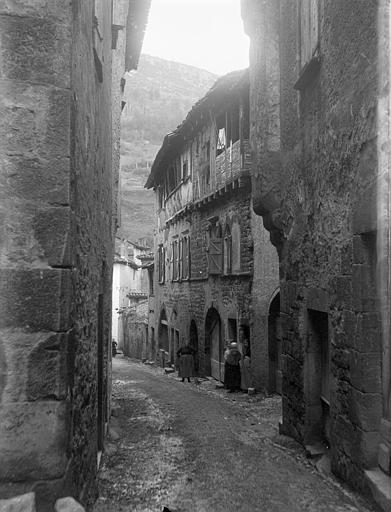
left=158, top=244, right=165, bottom=284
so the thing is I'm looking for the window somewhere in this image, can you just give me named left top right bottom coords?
left=182, top=159, right=189, bottom=180
left=148, top=267, right=154, bottom=295
left=208, top=238, right=222, bottom=275
left=231, top=220, right=241, bottom=273
left=172, top=240, right=179, bottom=281
left=299, top=0, right=319, bottom=69
left=223, top=225, right=232, bottom=275
left=217, top=128, right=226, bottom=156
left=158, top=245, right=165, bottom=284
left=180, top=235, right=190, bottom=280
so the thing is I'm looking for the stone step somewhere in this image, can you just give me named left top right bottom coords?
left=305, top=443, right=329, bottom=459
left=365, top=468, right=391, bottom=512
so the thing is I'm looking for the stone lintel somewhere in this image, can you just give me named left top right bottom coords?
left=306, top=287, right=329, bottom=312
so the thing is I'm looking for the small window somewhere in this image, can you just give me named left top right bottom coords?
left=217, top=128, right=226, bottom=156
left=223, top=225, right=232, bottom=275
left=231, top=220, right=241, bottom=273
left=158, top=245, right=165, bottom=284
left=172, top=240, right=179, bottom=281
left=180, top=235, right=190, bottom=280
left=182, top=160, right=189, bottom=180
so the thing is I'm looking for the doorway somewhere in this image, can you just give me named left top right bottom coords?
left=158, top=308, right=169, bottom=352
left=97, top=293, right=105, bottom=452
left=306, top=309, right=330, bottom=446
left=268, top=292, right=281, bottom=394
left=205, top=308, right=223, bottom=381
left=190, top=320, right=199, bottom=374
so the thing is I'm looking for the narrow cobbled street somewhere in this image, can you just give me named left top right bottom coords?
left=94, top=357, right=377, bottom=512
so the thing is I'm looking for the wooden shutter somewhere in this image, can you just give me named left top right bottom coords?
left=178, top=238, right=183, bottom=280
left=184, top=236, right=190, bottom=279
left=208, top=238, right=223, bottom=275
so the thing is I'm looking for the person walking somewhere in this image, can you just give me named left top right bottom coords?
left=224, top=341, right=242, bottom=392
left=177, top=344, right=195, bottom=382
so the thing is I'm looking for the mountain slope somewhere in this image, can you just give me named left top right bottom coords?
left=119, top=54, right=218, bottom=242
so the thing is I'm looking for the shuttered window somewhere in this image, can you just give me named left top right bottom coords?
left=208, top=238, right=223, bottom=275
left=223, top=226, right=232, bottom=275
left=180, top=235, right=190, bottom=280
left=300, top=0, right=319, bottom=69
left=172, top=240, right=179, bottom=281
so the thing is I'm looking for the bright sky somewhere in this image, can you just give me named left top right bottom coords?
left=141, top=0, right=249, bottom=76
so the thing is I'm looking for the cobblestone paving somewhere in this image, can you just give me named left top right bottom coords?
left=94, top=356, right=379, bottom=512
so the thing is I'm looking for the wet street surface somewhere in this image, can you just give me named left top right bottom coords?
left=94, top=357, right=378, bottom=512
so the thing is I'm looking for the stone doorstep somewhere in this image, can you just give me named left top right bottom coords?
left=54, top=497, right=85, bottom=512
left=365, top=469, right=391, bottom=512
left=305, top=443, right=329, bottom=459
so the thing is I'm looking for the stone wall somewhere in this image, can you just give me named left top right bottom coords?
left=242, top=0, right=384, bottom=493
left=150, top=184, right=278, bottom=388
left=0, top=1, right=122, bottom=509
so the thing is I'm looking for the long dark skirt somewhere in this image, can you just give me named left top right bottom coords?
left=224, top=362, right=241, bottom=390
left=178, top=354, right=195, bottom=378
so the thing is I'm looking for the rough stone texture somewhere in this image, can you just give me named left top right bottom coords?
left=0, top=492, right=35, bottom=512
left=54, top=497, right=85, bottom=512
left=0, top=0, right=139, bottom=508
left=242, top=0, right=386, bottom=496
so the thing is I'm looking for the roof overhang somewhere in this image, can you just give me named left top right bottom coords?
left=144, top=68, right=249, bottom=189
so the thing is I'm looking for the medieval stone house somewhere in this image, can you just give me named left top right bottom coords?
left=0, top=1, right=150, bottom=509
left=241, top=0, right=390, bottom=509
left=145, top=71, right=279, bottom=388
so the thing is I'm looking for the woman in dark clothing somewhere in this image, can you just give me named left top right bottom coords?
left=177, top=344, right=195, bottom=382
left=224, top=342, right=242, bottom=392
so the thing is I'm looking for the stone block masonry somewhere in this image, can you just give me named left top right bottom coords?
left=0, top=0, right=123, bottom=509
left=242, top=0, right=390, bottom=507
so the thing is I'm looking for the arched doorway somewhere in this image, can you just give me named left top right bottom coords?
left=205, top=308, right=223, bottom=381
left=189, top=320, right=199, bottom=374
left=268, top=292, right=281, bottom=394
left=170, top=310, right=178, bottom=365
left=158, top=308, right=169, bottom=353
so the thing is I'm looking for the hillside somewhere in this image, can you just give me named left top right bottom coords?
left=119, top=54, right=218, bottom=242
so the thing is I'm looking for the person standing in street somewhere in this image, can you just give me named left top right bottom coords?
left=177, top=344, right=195, bottom=382
left=224, top=341, right=242, bottom=392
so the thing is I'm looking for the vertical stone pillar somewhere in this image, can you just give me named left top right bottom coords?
left=0, top=1, right=73, bottom=506
left=377, top=0, right=391, bottom=477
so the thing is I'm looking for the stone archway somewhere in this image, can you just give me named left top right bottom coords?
left=205, top=307, right=223, bottom=381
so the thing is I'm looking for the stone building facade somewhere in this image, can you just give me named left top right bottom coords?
left=241, top=0, right=391, bottom=508
left=0, top=1, right=150, bottom=509
left=145, top=71, right=279, bottom=387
